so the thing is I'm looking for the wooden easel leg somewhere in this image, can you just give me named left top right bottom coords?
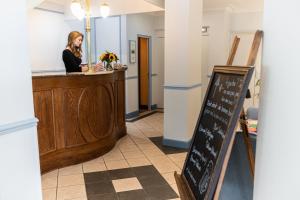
left=239, top=109, right=255, bottom=178
left=213, top=129, right=237, bottom=200
left=174, top=171, right=194, bottom=200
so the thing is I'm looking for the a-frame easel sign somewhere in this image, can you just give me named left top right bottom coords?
left=175, top=66, right=254, bottom=200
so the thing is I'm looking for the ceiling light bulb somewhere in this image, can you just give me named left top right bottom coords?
left=71, top=0, right=85, bottom=20
left=100, top=3, right=110, bottom=18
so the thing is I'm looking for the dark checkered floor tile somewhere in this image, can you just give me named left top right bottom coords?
left=84, top=165, right=178, bottom=200
left=149, top=137, right=188, bottom=154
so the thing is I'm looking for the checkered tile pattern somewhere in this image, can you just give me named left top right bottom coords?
left=42, top=113, right=186, bottom=200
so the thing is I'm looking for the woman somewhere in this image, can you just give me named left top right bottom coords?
left=63, top=31, right=102, bottom=72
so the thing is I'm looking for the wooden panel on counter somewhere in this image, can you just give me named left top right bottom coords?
left=32, top=70, right=127, bottom=173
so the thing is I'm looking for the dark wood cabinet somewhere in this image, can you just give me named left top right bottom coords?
left=32, top=70, right=126, bottom=173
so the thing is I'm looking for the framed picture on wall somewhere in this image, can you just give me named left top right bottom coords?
left=129, top=40, right=136, bottom=63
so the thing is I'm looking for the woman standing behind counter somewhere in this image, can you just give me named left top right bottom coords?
left=63, top=31, right=102, bottom=72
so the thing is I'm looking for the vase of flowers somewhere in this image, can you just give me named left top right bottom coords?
left=99, top=51, right=119, bottom=71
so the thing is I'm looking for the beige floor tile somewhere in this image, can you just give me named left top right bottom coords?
left=42, top=188, right=57, bottom=200
left=139, top=126, right=155, bottom=132
left=129, top=133, right=147, bottom=139
left=118, top=144, right=140, bottom=153
left=142, top=148, right=165, bottom=158
left=59, top=164, right=83, bottom=176
left=136, top=143, right=158, bottom=150
left=168, top=154, right=187, bottom=169
left=168, top=153, right=187, bottom=161
left=58, top=174, right=84, bottom=187
left=167, top=198, right=181, bottom=200
left=126, top=157, right=151, bottom=167
left=57, top=185, right=86, bottom=200
left=142, top=129, right=163, bottom=137
left=127, top=128, right=142, bottom=135
left=147, top=155, right=169, bottom=163
left=67, top=198, right=87, bottom=200
left=126, top=123, right=137, bottom=129
left=42, top=169, right=58, bottom=179
left=131, top=137, right=152, bottom=144
left=82, top=162, right=107, bottom=173
left=105, top=160, right=129, bottom=170
left=135, top=122, right=152, bottom=130
left=83, top=156, right=104, bottom=164
left=103, top=148, right=124, bottom=161
left=42, top=176, right=58, bottom=189
left=117, top=135, right=134, bottom=144
left=170, top=184, right=179, bottom=195
left=112, top=177, right=143, bottom=193
left=153, top=164, right=180, bottom=174
left=162, top=172, right=177, bottom=185
left=122, top=150, right=145, bottom=159
left=150, top=157, right=180, bottom=173
left=174, top=160, right=185, bottom=169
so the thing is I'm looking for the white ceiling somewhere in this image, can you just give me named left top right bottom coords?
left=39, top=0, right=264, bottom=15
left=204, top=0, right=263, bottom=12
left=41, top=0, right=164, bottom=17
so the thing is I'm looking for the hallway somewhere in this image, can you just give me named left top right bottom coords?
left=42, top=113, right=186, bottom=200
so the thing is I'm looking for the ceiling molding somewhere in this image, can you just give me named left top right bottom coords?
left=35, top=1, right=65, bottom=13
left=144, top=0, right=164, bottom=9
left=27, top=0, right=45, bottom=9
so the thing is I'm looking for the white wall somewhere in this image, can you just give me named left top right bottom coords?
left=164, top=0, right=203, bottom=145
left=153, top=15, right=165, bottom=108
left=231, top=12, right=263, bottom=32
left=95, top=16, right=121, bottom=62
left=254, top=0, right=300, bottom=199
left=125, top=13, right=165, bottom=113
left=28, top=9, right=85, bottom=72
left=0, top=0, right=42, bottom=199
left=231, top=11, right=263, bottom=109
left=203, top=9, right=231, bottom=74
left=202, top=9, right=263, bottom=109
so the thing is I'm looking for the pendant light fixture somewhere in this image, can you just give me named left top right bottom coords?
left=71, top=0, right=85, bottom=20
left=100, top=3, right=110, bottom=18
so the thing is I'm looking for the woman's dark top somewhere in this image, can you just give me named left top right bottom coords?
left=62, top=49, right=82, bottom=72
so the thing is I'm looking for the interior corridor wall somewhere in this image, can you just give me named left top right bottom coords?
left=254, top=0, right=300, bottom=198
left=0, top=0, right=42, bottom=199
left=230, top=12, right=263, bottom=109
left=126, top=13, right=165, bottom=114
left=153, top=15, right=165, bottom=108
left=28, top=9, right=86, bottom=72
left=94, top=16, right=121, bottom=63
left=202, top=10, right=263, bottom=109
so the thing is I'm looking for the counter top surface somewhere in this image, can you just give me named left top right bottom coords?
left=32, top=68, right=127, bottom=78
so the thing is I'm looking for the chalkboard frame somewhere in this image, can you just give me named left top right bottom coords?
left=181, top=66, right=254, bottom=200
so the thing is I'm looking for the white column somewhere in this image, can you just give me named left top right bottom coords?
left=0, top=0, right=42, bottom=199
left=163, top=0, right=203, bottom=148
left=254, top=0, right=300, bottom=199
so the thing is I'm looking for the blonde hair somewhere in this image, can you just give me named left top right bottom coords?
left=66, top=31, right=84, bottom=58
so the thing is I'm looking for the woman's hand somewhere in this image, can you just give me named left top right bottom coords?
left=94, top=62, right=104, bottom=72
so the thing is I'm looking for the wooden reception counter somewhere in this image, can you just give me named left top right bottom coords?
left=32, top=70, right=126, bottom=173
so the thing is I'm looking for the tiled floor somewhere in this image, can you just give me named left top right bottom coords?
left=42, top=113, right=186, bottom=200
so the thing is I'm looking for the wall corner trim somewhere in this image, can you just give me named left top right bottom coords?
left=0, top=118, right=39, bottom=136
left=163, top=138, right=191, bottom=149
left=164, top=83, right=202, bottom=90
left=125, top=110, right=140, bottom=119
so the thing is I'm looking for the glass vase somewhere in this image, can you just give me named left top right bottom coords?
left=105, top=62, right=113, bottom=71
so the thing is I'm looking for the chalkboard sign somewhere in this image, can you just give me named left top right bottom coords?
left=182, top=66, right=254, bottom=200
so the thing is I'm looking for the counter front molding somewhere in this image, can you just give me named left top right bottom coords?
left=32, top=70, right=126, bottom=173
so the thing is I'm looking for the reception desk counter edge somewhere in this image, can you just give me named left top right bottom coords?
left=32, top=69, right=127, bottom=173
